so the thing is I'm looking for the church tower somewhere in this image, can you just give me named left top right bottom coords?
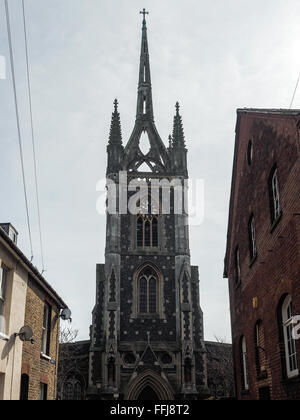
left=88, top=10, right=208, bottom=400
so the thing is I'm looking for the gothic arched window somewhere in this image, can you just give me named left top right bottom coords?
left=136, top=193, right=159, bottom=248
left=64, top=382, right=73, bottom=400
left=136, top=215, right=159, bottom=248
left=139, top=277, right=148, bottom=313
left=145, top=220, right=151, bottom=247
left=62, top=377, right=84, bottom=400
left=137, top=217, right=143, bottom=247
left=138, top=267, right=158, bottom=315
left=73, top=382, right=82, bottom=401
left=149, top=276, right=157, bottom=314
left=152, top=217, right=158, bottom=247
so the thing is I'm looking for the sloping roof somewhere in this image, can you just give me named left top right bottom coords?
left=0, top=225, right=68, bottom=309
left=237, top=108, right=300, bottom=115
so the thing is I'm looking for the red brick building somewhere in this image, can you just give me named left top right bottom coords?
left=224, top=109, right=300, bottom=400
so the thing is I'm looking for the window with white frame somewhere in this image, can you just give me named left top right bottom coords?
left=241, top=336, right=249, bottom=390
left=271, top=168, right=281, bottom=222
left=249, top=215, right=257, bottom=260
left=282, top=295, right=298, bottom=378
left=0, top=265, right=8, bottom=334
left=41, top=303, right=51, bottom=356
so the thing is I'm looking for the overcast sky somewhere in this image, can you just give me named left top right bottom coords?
left=1, top=0, right=300, bottom=342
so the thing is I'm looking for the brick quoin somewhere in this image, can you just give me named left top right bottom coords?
left=224, top=109, right=300, bottom=400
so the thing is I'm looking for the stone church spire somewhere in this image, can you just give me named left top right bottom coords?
left=107, top=99, right=124, bottom=175
left=172, top=102, right=186, bottom=149
left=109, top=99, right=122, bottom=146
left=136, top=9, right=154, bottom=121
left=123, top=10, right=170, bottom=173
left=170, top=102, right=188, bottom=177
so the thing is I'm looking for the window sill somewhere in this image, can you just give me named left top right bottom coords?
left=40, top=353, right=51, bottom=361
left=270, top=212, right=282, bottom=233
left=0, top=332, right=9, bottom=341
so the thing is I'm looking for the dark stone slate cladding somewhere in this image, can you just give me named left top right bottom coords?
left=58, top=340, right=232, bottom=400
left=191, top=266, right=203, bottom=350
left=120, top=254, right=177, bottom=343
left=93, top=264, right=105, bottom=348
left=120, top=199, right=176, bottom=255
left=57, top=341, right=90, bottom=400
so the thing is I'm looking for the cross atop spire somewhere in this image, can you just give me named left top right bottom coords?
left=140, top=8, right=149, bottom=23
left=114, top=98, right=118, bottom=113
left=108, top=99, right=122, bottom=146
left=107, top=99, right=124, bottom=174
left=172, top=102, right=186, bottom=149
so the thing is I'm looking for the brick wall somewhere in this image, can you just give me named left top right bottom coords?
left=21, top=276, right=61, bottom=400
left=225, top=110, right=300, bottom=400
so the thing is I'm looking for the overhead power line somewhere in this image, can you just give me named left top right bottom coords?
left=22, top=0, right=45, bottom=272
left=4, top=0, right=34, bottom=260
left=289, top=71, right=300, bottom=110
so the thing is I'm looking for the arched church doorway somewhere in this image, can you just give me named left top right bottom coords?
left=137, top=385, right=159, bottom=401
left=126, top=370, right=174, bottom=400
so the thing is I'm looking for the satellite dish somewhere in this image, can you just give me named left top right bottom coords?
left=18, top=326, right=33, bottom=342
left=60, top=308, right=72, bottom=322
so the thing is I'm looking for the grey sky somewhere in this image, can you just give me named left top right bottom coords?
left=1, top=0, right=300, bottom=342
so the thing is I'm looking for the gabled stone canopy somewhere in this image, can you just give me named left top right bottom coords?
left=124, top=122, right=170, bottom=174
left=107, top=14, right=188, bottom=177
